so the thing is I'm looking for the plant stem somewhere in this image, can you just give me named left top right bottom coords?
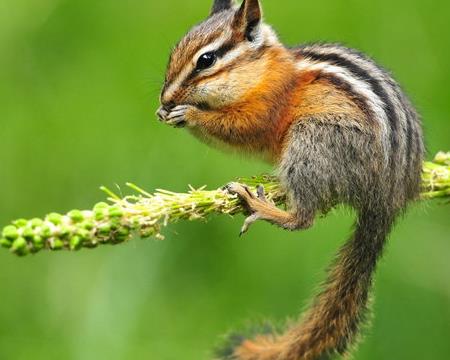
left=1, top=152, right=449, bottom=256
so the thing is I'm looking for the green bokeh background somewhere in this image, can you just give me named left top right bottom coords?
left=0, top=0, right=449, bottom=359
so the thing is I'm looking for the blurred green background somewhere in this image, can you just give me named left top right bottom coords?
left=0, top=0, right=449, bottom=359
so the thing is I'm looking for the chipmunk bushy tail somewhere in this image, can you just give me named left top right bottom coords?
left=217, top=206, right=396, bottom=360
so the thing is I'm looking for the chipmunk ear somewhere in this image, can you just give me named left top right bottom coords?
left=210, top=0, right=234, bottom=15
left=234, top=0, right=262, bottom=41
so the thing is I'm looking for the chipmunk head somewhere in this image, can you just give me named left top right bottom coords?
left=159, top=0, right=280, bottom=111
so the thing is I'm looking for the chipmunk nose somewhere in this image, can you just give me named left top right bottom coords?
left=156, top=102, right=175, bottom=121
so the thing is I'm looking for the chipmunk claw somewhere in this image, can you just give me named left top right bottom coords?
left=157, top=105, right=191, bottom=128
left=165, top=105, right=190, bottom=128
left=239, top=213, right=261, bottom=236
left=224, top=182, right=255, bottom=200
left=225, top=182, right=269, bottom=236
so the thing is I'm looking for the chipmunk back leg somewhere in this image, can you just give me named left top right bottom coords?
left=225, top=182, right=314, bottom=235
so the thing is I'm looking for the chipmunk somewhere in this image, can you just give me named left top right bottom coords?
left=157, top=0, right=424, bottom=359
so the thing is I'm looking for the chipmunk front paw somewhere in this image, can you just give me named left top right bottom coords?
left=157, top=104, right=196, bottom=128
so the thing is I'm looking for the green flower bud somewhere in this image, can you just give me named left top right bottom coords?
left=11, top=237, right=28, bottom=255
left=93, top=202, right=109, bottom=211
left=68, top=210, right=84, bottom=223
left=98, top=224, right=111, bottom=236
left=13, top=219, right=28, bottom=228
left=2, top=225, right=19, bottom=240
left=109, top=218, right=121, bottom=231
left=76, top=228, right=91, bottom=240
left=30, top=218, right=44, bottom=228
left=41, top=225, right=53, bottom=239
left=108, top=206, right=123, bottom=218
left=132, top=218, right=141, bottom=229
left=32, top=235, right=44, bottom=248
left=140, top=226, right=156, bottom=239
left=94, top=210, right=105, bottom=221
left=117, top=226, right=130, bottom=237
left=114, top=226, right=131, bottom=243
left=0, top=237, right=12, bottom=248
left=22, top=227, right=35, bottom=240
left=69, top=236, right=83, bottom=250
left=47, top=213, right=63, bottom=225
left=93, top=202, right=109, bottom=221
left=50, top=239, right=64, bottom=250
left=82, top=221, right=94, bottom=230
left=59, top=225, right=72, bottom=239
left=84, top=241, right=98, bottom=249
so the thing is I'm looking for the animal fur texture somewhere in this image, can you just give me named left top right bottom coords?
left=157, top=1, right=425, bottom=359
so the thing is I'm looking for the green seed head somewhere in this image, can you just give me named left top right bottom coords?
left=32, top=235, right=44, bottom=248
left=109, top=218, right=121, bottom=231
left=59, top=225, right=72, bottom=239
left=112, top=226, right=131, bottom=243
left=108, top=206, right=124, bottom=218
left=94, top=202, right=110, bottom=221
left=47, top=213, right=63, bottom=225
left=0, top=238, right=12, bottom=248
left=83, top=242, right=98, bottom=248
left=140, top=226, right=156, bottom=239
left=2, top=225, right=19, bottom=240
left=41, top=225, right=53, bottom=239
left=98, top=224, right=111, bottom=236
left=94, top=210, right=106, bottom=221
left=117, top=226, right=130, bottom=237
left=13, top=219, right=28, bottom=228
left=69, top=236, right=83, bottom=250
left=30, top=218, right=44, bottom=228
left=93, top=202, right=109, bottom=211
left=82, top=221, right=94, bottom=230
left=22, top=227, right=35, bottom=240
left=50, top=239, right=64, bottom=250
left=76, top=228, right=91, bottom=240
left=68, top=210, right=84, bottom=223
left=11, top=237, right=28, bottom=255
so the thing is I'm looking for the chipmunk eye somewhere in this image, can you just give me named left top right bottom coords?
left=196, top=52, right=217, bottom=71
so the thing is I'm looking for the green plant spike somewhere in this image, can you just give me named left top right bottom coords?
left=1, top=152, right=449, bottom=256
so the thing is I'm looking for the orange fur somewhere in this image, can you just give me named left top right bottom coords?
left=186, top=47, right=367, bottom=163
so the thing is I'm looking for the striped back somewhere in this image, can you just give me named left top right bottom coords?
left=295, top=44, right=424, bottom=208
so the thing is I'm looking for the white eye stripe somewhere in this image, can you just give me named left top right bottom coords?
left=193, top=31, right=232, bottom=64
left=164, top=33, right=232, bottom=100
left=163, top=25, right=277, bottom=101
left=216, top=43, right=248, bottom=65
left=163, top=66, right=193, bottom=101
left=192, top=27, right=274, bottom=73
